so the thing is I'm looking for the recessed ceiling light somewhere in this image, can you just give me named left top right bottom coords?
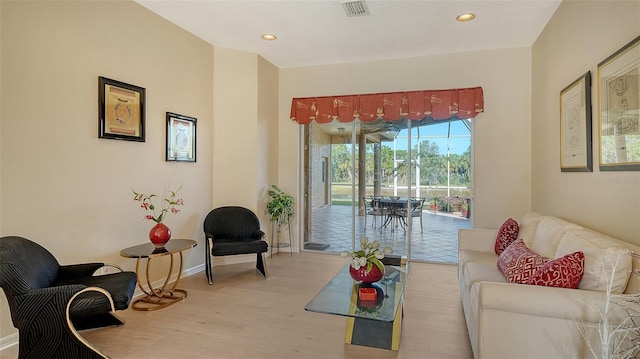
left=261, top=34, right=277, bottom=41
left=456, top=13, right=476, bottom=22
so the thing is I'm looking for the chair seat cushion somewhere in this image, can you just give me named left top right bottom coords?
left=212, top=238, right=268, bottom=256
left=55, top=271, right=137, bottom=315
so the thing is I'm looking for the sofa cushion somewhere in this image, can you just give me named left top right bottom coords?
left=518, top=212, right=544, bottom=248
left=555, top=229, right=631, bottom=294
left=528, top=251, right=584, bottom=289
left=495, top=218, right=519, bottom=255
left=497, top=239, right=549, bottom=284
left=531, top=217, right=582, bottom=259
left=463, top=261, right=508, bottom=288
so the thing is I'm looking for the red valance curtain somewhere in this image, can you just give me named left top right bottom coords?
left=290, top=87, right=484, bottom=124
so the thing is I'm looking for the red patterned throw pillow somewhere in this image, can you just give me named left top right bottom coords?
left=528, top=251, right=585, bottom=289
left=497, top=239, right=549, bottom=284
left=495, top=218, right=519, bottom=255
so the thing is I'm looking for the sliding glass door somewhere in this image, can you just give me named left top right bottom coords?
left=302, top=118, right=471, bottom=263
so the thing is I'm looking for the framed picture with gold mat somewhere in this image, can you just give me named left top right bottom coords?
left=98, top=76, right=145, bottom=142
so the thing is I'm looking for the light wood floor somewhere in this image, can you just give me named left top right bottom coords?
left=1, top=253, right=473, bottom=359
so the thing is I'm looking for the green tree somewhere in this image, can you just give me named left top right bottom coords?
left=331, top=144, right=351, bottom=182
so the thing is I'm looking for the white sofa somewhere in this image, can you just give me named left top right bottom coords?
left=458, top=212, right=640, bottom=359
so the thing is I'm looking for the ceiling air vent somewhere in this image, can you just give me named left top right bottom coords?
left=341, top=1, right=370, bottom=17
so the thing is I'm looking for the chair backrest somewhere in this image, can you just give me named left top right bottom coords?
left=0, top=236, right=60, bottom=296
left=203, top=206, right=261, bottom=240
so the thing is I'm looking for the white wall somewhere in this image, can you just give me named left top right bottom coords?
left=211, top=47, right=280, bottom=254
left=212, top=48, right=259, bottom=210
left=0, top=0, right=213, bottom=339
left=532, top=0, right=640, bottom=244
left=279, top=48, right=534, bottom=231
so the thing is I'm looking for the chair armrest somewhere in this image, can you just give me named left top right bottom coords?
left=14, top=284, right=86, bottom=310
left=58, top=263, right=105, bottom=279
left=254, top=229, right=265, bottom=239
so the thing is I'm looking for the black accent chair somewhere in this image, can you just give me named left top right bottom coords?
left=0, top=236, right=137, bottom=359
left=203, top=206, right=268, bottom=284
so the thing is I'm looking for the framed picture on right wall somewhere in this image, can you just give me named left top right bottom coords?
left=597, top=34, right=640, bottom=171
left=560, top=71, right=592, bottom=172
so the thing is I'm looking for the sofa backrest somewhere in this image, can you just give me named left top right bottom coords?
left=625, top=251, right=640, bottom=294
left=518, top=212, right=543, bottom=248
left=517, top=213, right=640, bottom=294
left=556, top=228, right=634, bottom=294
left=530, top=216, right=582, bottom=259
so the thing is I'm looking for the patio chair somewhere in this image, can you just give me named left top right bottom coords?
left=203, top=206, right=268, bottom=284
left=363, top=196, right=389, bottom=230
left=397, top=197, right=426, bottom=232
left=0, top=236, right=137, bottom=359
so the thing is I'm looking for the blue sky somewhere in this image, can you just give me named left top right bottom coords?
left=386, top=120, right=471, bottom=155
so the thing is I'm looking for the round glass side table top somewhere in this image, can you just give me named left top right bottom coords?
left=120, top=238, right=196, bottom=258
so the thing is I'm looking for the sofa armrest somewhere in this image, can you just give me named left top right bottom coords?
left=458, top=228, right=498, bottom=252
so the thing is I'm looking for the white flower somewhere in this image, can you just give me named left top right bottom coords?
left=344, top=236, right=393, bottom=274
left=352, top=258, right=362, bottom=270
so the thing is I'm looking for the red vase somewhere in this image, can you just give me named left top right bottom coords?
left=349, top=263, right=384, bottom=284
left=149, top=223, right=171, bottom=248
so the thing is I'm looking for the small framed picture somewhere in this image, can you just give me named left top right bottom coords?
left=560, top=71, right=592, bottom=172
left=98, top=77, right=145, bottom=142
left=166, top=112, right=196, bottom=162
left=597, top=35, right=640, bottom=171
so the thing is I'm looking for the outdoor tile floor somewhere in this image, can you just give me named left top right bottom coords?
left=306, top=205, right=470, bottom=264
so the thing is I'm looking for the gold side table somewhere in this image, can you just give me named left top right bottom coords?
left=120, top=239, right=196, bottom=311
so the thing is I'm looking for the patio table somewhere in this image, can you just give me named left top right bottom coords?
left=378, top=198, right=420, bottom=230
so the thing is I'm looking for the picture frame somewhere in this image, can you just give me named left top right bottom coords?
left=597, top=35, right=640, bottom=171
left=98, top=76, right=145, bottom=142
left=560, top=71, right=592, bottom=172
left=166, top=112, right=196, bottom=162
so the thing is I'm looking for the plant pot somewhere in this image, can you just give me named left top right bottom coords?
left=149, top=223, right=171, bottom=248
left=349, top=263, right=384, bottom=284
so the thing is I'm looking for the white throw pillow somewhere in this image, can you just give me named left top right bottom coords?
left=555, top=229, right=632, bottom=294
left=518, top=212, right=544, bottom=248
left=531, top=216, right=582, bottom=259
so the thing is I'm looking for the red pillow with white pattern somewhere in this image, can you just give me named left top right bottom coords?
left=497, top=239, right=549, bottom=284
left=528, top=251, right=584, bottom=289
left=495, top=218, right=519, bottom=255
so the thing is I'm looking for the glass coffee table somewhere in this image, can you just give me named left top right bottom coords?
left=305, top=258, right=409, bottom=350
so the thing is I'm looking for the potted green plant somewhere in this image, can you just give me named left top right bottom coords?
left=266, top=185, right=294, bottom=232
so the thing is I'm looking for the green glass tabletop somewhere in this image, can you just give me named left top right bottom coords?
left=305, top=262, right=409, bottom=322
